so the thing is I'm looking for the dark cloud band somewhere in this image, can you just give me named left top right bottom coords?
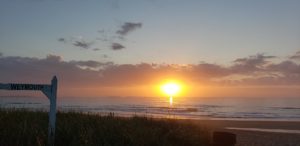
left=0, top=53, right=299, bottom=88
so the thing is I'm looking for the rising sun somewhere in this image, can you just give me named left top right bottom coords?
left=162, top=83, right=181, bottom=96
left=161, top=82, right=181, bottom=106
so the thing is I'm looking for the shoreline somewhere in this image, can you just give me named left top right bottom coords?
left=188, top=119, right=300, bottom=130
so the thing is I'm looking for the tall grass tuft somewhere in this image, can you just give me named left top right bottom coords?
left=0, top=108, right=211, bottom=146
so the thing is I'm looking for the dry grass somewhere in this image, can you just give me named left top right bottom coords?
left=0, top=109, right=211, bottom=146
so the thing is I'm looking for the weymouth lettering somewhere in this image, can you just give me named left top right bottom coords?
left=10, top=84, right=44, bottom=90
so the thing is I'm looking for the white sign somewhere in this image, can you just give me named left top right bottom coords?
left=0, top=76, right=57, bottom=146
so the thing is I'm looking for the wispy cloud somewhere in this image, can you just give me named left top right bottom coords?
left=57, top=36, right=95, bottom=50
left=116, top=22, right=142, bottom=36
left=58, top=37, right=67, bottom=43
left=73, top=40, right=93, bottom=49
left=111, top=43, right=125, bottom=50
left=108, top=22, right=142, bottom=50
left=57, top=22, right=142, bottom=52
left=233, top=54, right=276, bottom=65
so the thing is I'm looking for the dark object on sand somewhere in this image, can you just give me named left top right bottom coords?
left=212, top=131, right=236, bottom=146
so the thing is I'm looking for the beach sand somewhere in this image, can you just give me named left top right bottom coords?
left=191, top=120, right=300, bottom=146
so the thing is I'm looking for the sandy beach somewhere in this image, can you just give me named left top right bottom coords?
left=191, top=120, right=300, bottom=146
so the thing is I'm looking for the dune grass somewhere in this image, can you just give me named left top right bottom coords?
left=0, top=108, right=211, bottom=146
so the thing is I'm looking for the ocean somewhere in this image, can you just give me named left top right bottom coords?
left=0, top=96, right=300, bottom=121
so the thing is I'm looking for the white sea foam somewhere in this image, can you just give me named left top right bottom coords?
left=226, top=127, right=300, bottom=134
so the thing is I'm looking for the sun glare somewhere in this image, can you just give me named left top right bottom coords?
left=160, top=81, right=182, bottom=106
left=162, top=83, right=181, bottom=96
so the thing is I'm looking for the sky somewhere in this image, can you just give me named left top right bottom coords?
left=0, top=0, right=300, bottom=98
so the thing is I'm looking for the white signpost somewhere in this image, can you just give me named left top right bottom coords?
left=0, top=76, right=57, bottom=146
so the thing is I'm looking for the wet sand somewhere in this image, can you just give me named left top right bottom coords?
left=190, top=119, right=300, bottom=146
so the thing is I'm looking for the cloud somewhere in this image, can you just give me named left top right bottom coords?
left=0, top=54, right=112, bottom=87
left=116, top=22, right=142, bottom=36
left=233, top=54, right=275, bottom=66
left=58, top=36, right=95, bottom=50
left=191, top=63, right=230, bottom=78
left=231, top=54, right=276, bottom=74
left=46, top=54, right=62, bottom=62
left=57, top=22, right=142, bottom=51
left=111, top=43, right=125, bottom=50
left=0, top=52, right=2, bottom=57
left=71, top=60, right=113, bottom=68
left=96, top=22, right=142, bottom=50
left=268, top=61, right=300, bottom=75
left=289, top=51, right=300, bottom=60
left=58, top=38, right=67, bottom=43
left=73, top=40, right=92, bottom=49
left=1, top=53, right=299, bottom=96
